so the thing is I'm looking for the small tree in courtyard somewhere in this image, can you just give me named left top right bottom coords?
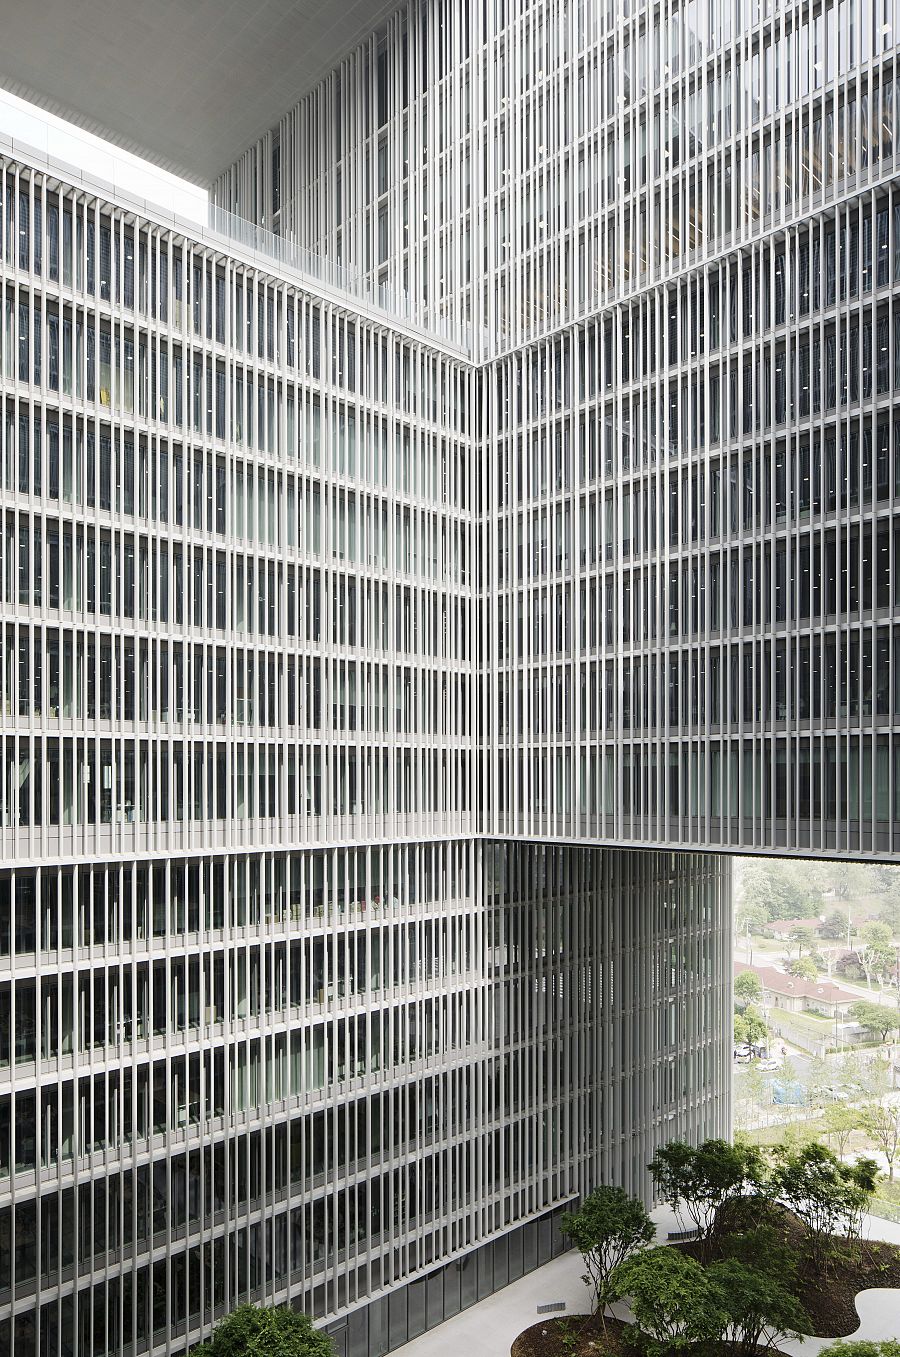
left=648, top=1138, right=765, bottom=1257
left=560, top=1186, right=654, bottom=1324
left=768, top=1142, right=878, bottom=1264
left=610, top=1247, right=728, bottom=1356
left=191, top=1304, right=335, bottom=1357
left=706, top=1258, right=810, bottom=1357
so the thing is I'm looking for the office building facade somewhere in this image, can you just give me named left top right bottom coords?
left=5, top=0, right=896, bottom=1351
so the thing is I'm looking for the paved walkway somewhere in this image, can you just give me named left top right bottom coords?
left=390, top=1208, right=900, bottom=1357
left=390, top=1252, right=592, bottom=1357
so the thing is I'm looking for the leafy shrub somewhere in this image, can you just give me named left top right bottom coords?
left=191, top=1304, right=335, bottom=1357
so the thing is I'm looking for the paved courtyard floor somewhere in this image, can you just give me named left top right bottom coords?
left=391, top=1207, right=900, bottom=1357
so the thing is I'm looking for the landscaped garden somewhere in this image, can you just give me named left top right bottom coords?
left=513, top=1139, right=900, bottom=1357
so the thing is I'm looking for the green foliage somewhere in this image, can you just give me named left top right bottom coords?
left=705, top=1258, right=809, bottom=1357
left=820, top=909, right=852, bottom=940
left=556, top=1319, right=580, bottom=1355
left=768, top=1142, right=878, bottom=1263
left=191, top=1305, right=335, bottom=1357
left=819, top=1343, right=900, bottom=1357
left=737, top=860, right=816, bottom=923
left=734, top=1066, right=767, bottom=1125
left=802, top=1056, right=834, bottom=1110
left=878, top=897, right=900, bottom=933
left=857, top=1055, right=891, bottom=1100
left=785, top=926, right=815, bottom=959
left=786, top=956, right=819, bottom=980
left=610, top=1248, right=728, bottom=1356
left=560, top=1186, right=654, bottom=1316
left=734, top=971, right=763, bottom=1007
left=716, top=1223, right=798, bottom=1284
left=855, top=923, right=897, bottom=986
left=849, top=1001, right=900, bottom=1043
left=647, top=1139, right=765, bottom=1256
left=821, top=1103, right=862, bottom=1157
left=736, top=898, right=770, bottom=935
left=734, top=1005, right=768, bottom=1046
left=861, top=1101, right=900, bottom=1178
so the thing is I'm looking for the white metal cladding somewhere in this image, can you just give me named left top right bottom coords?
left=0, top=132, right=732, bottom=1357
left=220, top=0, right=900, bottom=860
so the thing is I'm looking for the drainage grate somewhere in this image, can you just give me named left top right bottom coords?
left=536, top=1302, right=567, bottom=1314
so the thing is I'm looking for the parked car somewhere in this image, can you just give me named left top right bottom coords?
left=733, top=1043, right=753, bottom=1061
left=757, top=1057, right=782, bottom=1072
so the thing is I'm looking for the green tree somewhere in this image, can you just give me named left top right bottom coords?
left=861, top=1101, right=900, bottom=1179
left=734, top=1067, right=767, bottom=1130
left=647, top=1139, right=765, bottom=1256
left=803, top=1055, right=835, bottom=1110
left=734, top=1005, right=768, bottom=1047
left=734, top=971, right=763, bottom=1007
left=878, top=898, right=900, bottom=934
left=786, top=956, right=818, bottom=980
left=560, top=1186, right=654, bottom=1322
left=855, top=922, right=895, bottom=987
left=819, top=1343, right=900, bottom=1357
left=706, top=1259, right=809, bottom=1357
left=827, top=863, right=877, bottom=901
left=786, top=926, right=815, bottom=959
left=609, top=1248, right=728, bottom=1356
left=820, top=909, right=852, bottom=940
left=737, top=861, right=811, bottom=923
left=822, top=1103, right=861, bottom=1157
left=717, top=1223, right=799, bottom=1285
left=849, top=1001, right=900, bottom=1044
left=191, top=1305, right=335, bottom=1357
left=859, top=1056, right=892, bottom=1099
left=736, top=898, right=770, bottom=937
left=768, top=1142, right=878, bottom=1263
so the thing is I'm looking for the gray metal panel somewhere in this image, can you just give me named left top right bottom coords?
left=0, top=0, right=402, bottom=183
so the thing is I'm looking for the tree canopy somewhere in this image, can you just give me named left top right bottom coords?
left=647, top=1139, right=765, bottom=1257
left=862, top=1101, right=900, bottom=1179
left=560, top=1186, right=654, bottom=1319
left=610, top=1248, right=728, bottom=1356
left=736, top=860, right=817, bottom=923
left=705, top=1258, right=809, bottom=1357
left=768, top=1143, right=878, bottom=1263
left=821, top=1103, right=861, bottom=1157
left=849, top=1000, right=900, bottom=1044
left=854, top=922, right=896, bottom=987
left=819, top=1343, right=900, bottom=1357
left=785, top=956, right=818, bottom=980
left=734, top=1006, right=768, bottom=1047
left=734, top=971, right=763, bottom=1007
left=191, top=1305, right=335, bottom=1357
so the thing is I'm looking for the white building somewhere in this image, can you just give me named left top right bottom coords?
left=4, top=0, right=894, bottom=1351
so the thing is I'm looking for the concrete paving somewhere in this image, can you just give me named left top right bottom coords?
left=390, top=1207, right=900, bottom=1357
left=390, top=1252, right=592, bottom=1357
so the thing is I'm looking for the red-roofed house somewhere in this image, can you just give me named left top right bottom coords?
left=734, top=962, right=858, bottom=1019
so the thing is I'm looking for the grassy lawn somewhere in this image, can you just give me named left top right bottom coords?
left=768, top=1004, right=834, bottom=1035
left=739, top=1116, right=827, bottom=1147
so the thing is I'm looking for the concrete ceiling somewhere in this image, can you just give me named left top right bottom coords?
left=0, top=0, right=401, bottom=185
